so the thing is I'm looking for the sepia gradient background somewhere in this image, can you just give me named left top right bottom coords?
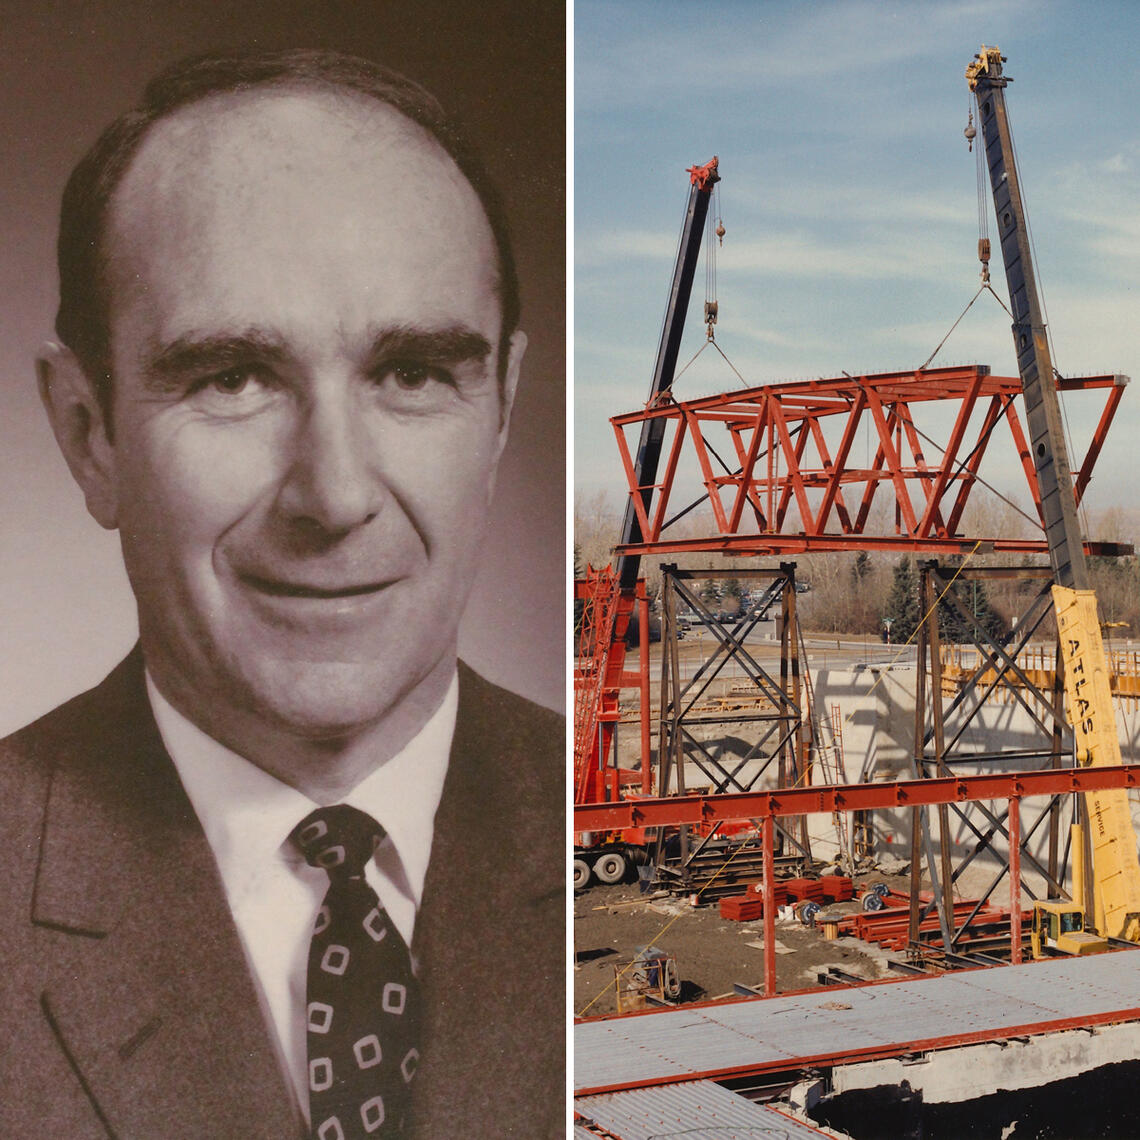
left=0, top=0, right=565, bottom=732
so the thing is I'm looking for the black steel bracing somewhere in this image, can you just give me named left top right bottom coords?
left=670, top=576, right=796, bottom=716
left=911, top=560, right=1077, bottom=949
left=917, top=572, right=1068, bottom=759
left=658, top=564, right=811, bottom=868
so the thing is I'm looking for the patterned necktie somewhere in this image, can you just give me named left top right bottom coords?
left=291, top=805, right=421, bottom=1139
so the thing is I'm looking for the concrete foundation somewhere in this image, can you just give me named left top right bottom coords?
left=827, top=1018, right=1140, bottom=1104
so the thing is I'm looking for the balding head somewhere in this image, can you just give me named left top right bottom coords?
left=53, top=49, right=520, bottom=420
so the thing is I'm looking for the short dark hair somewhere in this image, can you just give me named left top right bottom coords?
left=54, top=48, right=520, bottom=415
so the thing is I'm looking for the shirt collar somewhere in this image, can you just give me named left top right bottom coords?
left=145, top=670, right=457, bottom=911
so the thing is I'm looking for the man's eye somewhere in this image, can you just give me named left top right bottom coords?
left=185, top=365, right=278, bottom=414
left=204, top=367, right=262, bottom=394
left=381, top=361, right=454, bottom=392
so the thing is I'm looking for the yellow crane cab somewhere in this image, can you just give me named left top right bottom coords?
left=1030, top=900, right=1109, bottom=959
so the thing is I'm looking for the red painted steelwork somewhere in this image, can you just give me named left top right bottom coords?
left=573, top=568, right=647, bottom=807
left=686, top=155, right=719, bottom=189
left=574, top=764, right=1140, bottom=832
left=1010, top=797, right=1023, bottom=964
left=611, top=366, right=1128, bottom=559
left=762, top=815, right=776, bottom=996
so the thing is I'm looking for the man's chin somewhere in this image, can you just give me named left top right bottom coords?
left=225, top=654, right=453, bottom=746
left=240, top=671, right=409, bottom=738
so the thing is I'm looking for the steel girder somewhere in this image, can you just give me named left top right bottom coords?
left=611, top=365, right=1128, bottom=559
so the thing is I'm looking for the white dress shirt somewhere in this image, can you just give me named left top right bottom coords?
left=145, top=671, right=457, bottom=1120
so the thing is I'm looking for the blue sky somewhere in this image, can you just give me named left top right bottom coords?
left=574, top=0, right=1140, bottom=534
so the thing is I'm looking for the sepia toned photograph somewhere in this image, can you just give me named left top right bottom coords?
left=0, top=3, right=564, bottom=1137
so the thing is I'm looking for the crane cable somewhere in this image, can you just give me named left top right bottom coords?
left=704, top=184, right=724, bottom=339
left=974, top=98, right=990, bottom=282
left=919, top=95, right=1010, bottom=372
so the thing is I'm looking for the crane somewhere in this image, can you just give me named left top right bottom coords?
left=573, top=157, right=720, bottom=887
left=967, top=46, right=1140, bottom=943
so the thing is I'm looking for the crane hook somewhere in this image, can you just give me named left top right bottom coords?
left=716, top=219, right=725, bottom=246
left=964, top=109, right=976, bottom=152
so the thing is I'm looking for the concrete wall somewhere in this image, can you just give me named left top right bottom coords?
left=809, top=666, right=1140, bottom=897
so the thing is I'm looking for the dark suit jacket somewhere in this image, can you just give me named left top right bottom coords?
left=0, top=649, right=564, bottom=1137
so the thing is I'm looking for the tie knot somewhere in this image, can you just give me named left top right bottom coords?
left=291, top=804, right=385, bottom=879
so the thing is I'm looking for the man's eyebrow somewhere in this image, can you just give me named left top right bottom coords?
left=140, top=329, right=290, bottom=391
left=364, top=324, right=493, bottom=368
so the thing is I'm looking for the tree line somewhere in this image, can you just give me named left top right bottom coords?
left=575, top=490, right=1140, bottom=642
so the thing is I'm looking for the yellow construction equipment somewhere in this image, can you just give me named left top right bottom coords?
left=1030, top=899, right=1108, bottom=959
left=1053, top=588, right=1140, bottom=940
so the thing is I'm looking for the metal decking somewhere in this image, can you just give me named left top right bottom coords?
left=576, top=1080, right=833, bottom=1138
left=575, top=949, right=1140, bottom=1096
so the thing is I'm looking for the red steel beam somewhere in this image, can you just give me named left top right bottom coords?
left=611, top=532, right=1126, bottom=558
left=1075, top=376, right=1128, bottom=504
left=574, top=764, right=1140, bottom=832
left=762, top=815, right=776, bottom=996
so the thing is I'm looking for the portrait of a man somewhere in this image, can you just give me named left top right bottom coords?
left=0, top=7, right=564, bottom=1139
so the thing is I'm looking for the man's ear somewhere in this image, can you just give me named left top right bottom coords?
left=495, top=329, right=527, bottom=449
left=484, top=330, right=526, bottom=505
left=36, top=343, right=119, bottom=530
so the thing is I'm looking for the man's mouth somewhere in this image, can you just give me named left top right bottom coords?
left=240, top=574, right=393, bottom=599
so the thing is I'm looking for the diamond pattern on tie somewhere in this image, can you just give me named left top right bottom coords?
left=292, top=805, right=420, bottom=1139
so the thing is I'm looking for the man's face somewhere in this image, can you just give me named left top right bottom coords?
left=96, top=88, right=521, bottom=742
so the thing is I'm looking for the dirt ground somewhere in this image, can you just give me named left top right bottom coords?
left=574, top=876, right=911, bottom=1018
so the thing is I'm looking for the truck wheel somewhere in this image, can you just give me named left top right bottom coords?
left=573, top=859, right=592, bottom=890
left=594, top=851, right=627, bottom=884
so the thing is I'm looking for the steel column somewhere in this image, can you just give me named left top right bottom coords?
left=1010, top=796, right=1022, bottom=964
left=763, top=813, right=777, bottom=996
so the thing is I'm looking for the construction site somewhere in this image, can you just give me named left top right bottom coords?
left=574, top=47, right=1140, bottom=1140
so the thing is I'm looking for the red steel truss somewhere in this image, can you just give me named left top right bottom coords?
left=612, top=365, right=1128, bottom=558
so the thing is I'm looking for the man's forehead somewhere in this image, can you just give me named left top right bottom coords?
left=100, top=83, right=502, bottom=335
left=112, top=83, right=468, bottom=214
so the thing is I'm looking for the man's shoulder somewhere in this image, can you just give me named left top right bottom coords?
left=455, top=660, right=563, bottom=756
left=1, top=649, right=148, bottom=771
left=0, top=650, right=163, bottom=857
left=443, top=661, right=563, bottom=862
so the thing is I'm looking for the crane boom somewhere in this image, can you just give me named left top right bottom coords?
left=968, top=46, right=1140, bottom=939
left=966, top=48, right=1088, bottom=590
left=574, top=158, right=720, bottom=814
left=617, top=156, right=720, bottom=590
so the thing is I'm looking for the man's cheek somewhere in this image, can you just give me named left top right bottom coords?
left=160, top=430, right=280, bottom=520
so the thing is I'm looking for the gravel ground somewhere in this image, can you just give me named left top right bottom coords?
left=574, top=878, right=906, bottom=1018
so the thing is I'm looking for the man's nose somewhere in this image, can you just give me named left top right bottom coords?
left=276, top=389, right=385, bottom=534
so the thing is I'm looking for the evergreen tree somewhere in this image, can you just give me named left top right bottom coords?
left=884, top=556, right=921, bottom=643
left=721, top=577, right=743, bottom=615
left=699, top=579, right=723, bottom=610
left=573, top=544, right=585, bottom=640
left=937, top=571, right=1006, bottom=645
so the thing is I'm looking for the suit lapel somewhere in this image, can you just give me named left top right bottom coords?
left=33, top=651, right=301, bottom=1138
